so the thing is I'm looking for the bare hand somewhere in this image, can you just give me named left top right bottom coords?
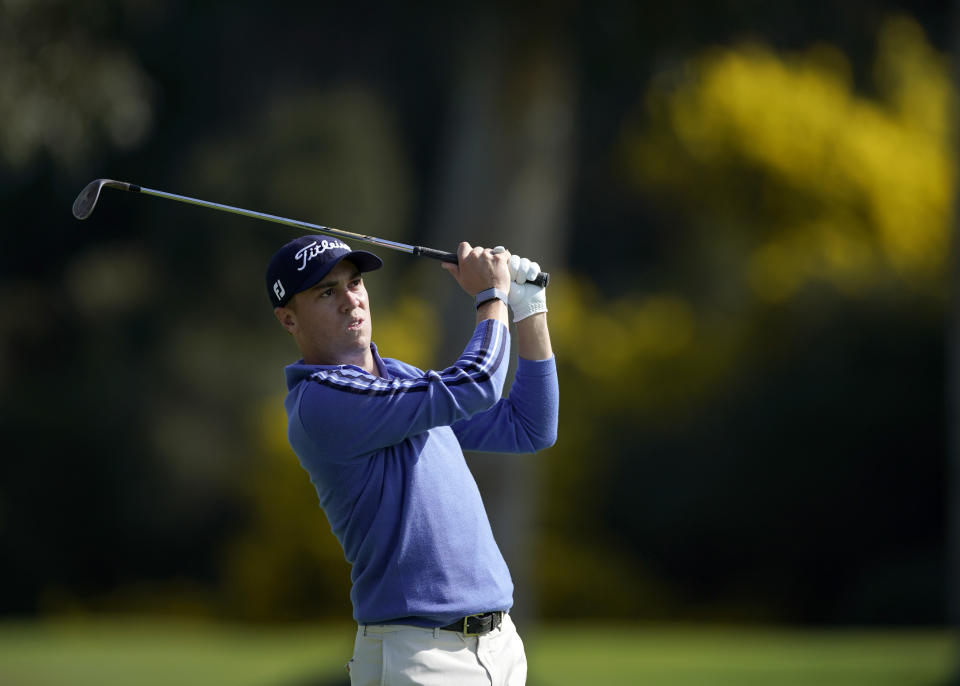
left=441, top=242, right=512, bottom=295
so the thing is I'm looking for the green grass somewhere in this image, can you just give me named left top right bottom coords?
left=0, top=617, right=954, bottom=686
left=524, top=624, right=958, bottom=686
left=0, top=618, right=354, bottom=686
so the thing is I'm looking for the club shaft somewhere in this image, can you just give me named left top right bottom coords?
left=77, top=179, right=549, bottom=286
left=136, top=186, right=420, bottom=256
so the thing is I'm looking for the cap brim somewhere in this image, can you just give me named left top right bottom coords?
left=295, top=249, right=384, bottom=296
left=342, top=250, right=383, bottom=274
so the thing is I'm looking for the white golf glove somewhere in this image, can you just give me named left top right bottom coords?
left=506, top=253, right=547, bottom=322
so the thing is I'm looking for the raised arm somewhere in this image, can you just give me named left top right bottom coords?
left=291, top=318, right=511, bottom=461
left=291, top=243, right=514, bottom=462
left=453, top=253, right=559, bottom=453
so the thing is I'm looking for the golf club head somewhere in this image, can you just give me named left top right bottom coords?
left=72, top=179, right=137, bottom=220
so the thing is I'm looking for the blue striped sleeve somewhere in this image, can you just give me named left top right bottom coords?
left=291, top=319, right=510, bottom=461
left=452, top=355, right=559, bottom=453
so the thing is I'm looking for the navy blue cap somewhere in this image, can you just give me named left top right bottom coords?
left=266, top=235, right=383, bottom=307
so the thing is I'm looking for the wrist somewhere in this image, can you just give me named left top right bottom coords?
left=476, top=298, right=508, bottom=326
left=474, top=287, right=509, bottom=309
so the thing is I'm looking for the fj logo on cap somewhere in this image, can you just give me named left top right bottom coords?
left=273, top=280, right=285, bottom=301
left=295, top=239, right=349, bottom=271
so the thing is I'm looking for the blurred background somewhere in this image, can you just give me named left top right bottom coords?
left=1, top=0, right=958, bottom=684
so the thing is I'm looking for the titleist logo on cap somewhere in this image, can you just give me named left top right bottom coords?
left=295, top=239, right=349, bottom=271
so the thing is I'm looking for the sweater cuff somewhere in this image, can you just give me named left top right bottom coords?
left=517, top=355, right=556, bottom=375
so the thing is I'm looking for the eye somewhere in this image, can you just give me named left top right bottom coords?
left=319, top=288, right=334, bottom=298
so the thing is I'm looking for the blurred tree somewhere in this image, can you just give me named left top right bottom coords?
left=528, top=13, right=951, bottom=622
left=1, top=0, right=950, bottom=629
left=186, top=86, right=414, bottom=255
left=0, top=0, right=154, bottom=173
left=419, top=5, right=578, bottom=625
left=218, top=397, right=354, bottom=622
left=625, top=15, right=952, bottom=301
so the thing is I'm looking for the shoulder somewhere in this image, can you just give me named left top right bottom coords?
left=297, top=363, right=438, bottom=400
left=300, top=365, right=394, bottom=395
left=380, top=356, right=426, bottom=379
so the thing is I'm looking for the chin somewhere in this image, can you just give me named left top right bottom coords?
left=348, top=332, right=371, bottom=350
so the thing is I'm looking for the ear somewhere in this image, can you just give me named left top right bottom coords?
left=274, top=306, right=297, bottom=334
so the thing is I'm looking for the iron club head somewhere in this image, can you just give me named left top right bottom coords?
left=72, top=179, right=138, bottom=220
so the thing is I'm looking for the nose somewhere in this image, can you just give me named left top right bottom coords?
left=341, top=288, right=363, bottom=311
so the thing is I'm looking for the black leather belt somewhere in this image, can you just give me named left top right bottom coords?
left=440, top=611, right=504, bottom=636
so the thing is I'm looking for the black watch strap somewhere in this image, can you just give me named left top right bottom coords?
left=474, top=287, right=508, bottom=309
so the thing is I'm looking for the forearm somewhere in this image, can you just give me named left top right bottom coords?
left=477, top=299, right=509, bottom=327
left=517, top=312, right=552, bottom=361
left=453, top=354, right=558, bottom=451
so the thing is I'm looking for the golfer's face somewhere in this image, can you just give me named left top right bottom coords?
left=291, top=260, right=372, bottom=364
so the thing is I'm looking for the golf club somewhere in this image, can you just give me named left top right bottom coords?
left=72, top=179, right=549, bottom=287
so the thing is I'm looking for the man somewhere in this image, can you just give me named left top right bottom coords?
left=266, top=235, right=558, bottom=686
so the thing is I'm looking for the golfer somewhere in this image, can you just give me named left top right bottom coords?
left=266, top=236, right=558, bottom=686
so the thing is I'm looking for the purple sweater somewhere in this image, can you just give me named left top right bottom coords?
left=282, top=319, right=558, bottom=626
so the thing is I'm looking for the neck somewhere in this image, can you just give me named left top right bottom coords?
left=303, top=347, right=376, bottom=374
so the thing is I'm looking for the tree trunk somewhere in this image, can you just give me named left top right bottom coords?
left=423, top=13, right=576, bottom=627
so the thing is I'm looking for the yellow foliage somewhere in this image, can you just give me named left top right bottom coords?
left=218, top=396, right=352, bottom=621
left=548, top=276, right=727, bottom=410
left=875, top=16, right=952, bottom=138
left=748, top=219, right=881, bottom=302
left=628, top=15, right=954, bottom=298
left=368, top=295, right=438, bottom=369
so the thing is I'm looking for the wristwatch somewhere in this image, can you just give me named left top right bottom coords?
left=474, top=287, right=508, bottom=309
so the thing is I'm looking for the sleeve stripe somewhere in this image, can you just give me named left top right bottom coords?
left=306, top=320, right=507, bottom=396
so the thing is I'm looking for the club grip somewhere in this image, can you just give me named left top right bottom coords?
left=414, top=246, right=549, bottom=287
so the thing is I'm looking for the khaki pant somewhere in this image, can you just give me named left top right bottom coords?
left=347, top=613, right=527, bottom=686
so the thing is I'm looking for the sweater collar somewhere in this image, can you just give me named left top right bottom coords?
left=284, top=342, right=388, bottom=390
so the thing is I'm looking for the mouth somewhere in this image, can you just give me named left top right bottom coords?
left=346, top=317, right=364, bottom=332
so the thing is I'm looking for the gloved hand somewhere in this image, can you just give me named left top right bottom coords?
left=505, top=252, right=547, bottom=322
